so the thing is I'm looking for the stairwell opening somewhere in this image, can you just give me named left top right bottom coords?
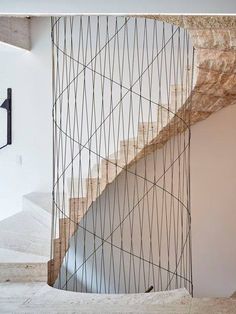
left=48, top=15, right=194, bottom=295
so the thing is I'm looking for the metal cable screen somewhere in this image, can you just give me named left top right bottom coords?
left=48, top=16, right=194, bottom=295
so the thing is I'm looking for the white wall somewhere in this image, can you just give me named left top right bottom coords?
left=191, top=104, right=236, bottom=297
left=0, top=17, right=52, bottom=220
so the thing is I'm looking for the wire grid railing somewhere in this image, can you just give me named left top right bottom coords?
left=48, top=16, right=194, bottom=295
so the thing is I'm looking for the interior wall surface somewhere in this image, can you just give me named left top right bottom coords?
left=0, top=17, right=52, bottom=220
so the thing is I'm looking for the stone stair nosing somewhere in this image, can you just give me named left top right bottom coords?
left=0, top=262, right=47, bottom=283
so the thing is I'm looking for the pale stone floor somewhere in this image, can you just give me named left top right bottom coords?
left=0, top=282, right=236, bottom=314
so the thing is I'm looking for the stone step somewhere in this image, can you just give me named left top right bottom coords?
left=137, top=122, right=159, bottom=146
left=23, top=192, right=52, bottom=214
left=53, top=238, right=66, bottom=263
left=69, top=197, right=87, bottom=223
left=85, top=177, right=106, bottom=202
left=170, top=84, right=188, bottom=110
left=100, top=158, right=124, bottom=183
left=47, top=259, right=58, bottom=286
left=50, top=232, right=70, bottom=281
left=120, top=138, right=139, bottom=162
left=59, top=218, right=76, bottom=241
left=157, top=106, right=169, bottom=128
left=3, top=282, right=236, bottom=313
left=0, top=206, right=51, bottom=258
left=0, top=262, right=47, bottom=283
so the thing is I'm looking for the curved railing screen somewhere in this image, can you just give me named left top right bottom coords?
left=48, top=16, right=194, bottom=295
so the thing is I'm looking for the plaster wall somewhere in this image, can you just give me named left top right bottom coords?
left=0, top=18, right=52, bottom=220
left=191, top=104, right=236, bottom=297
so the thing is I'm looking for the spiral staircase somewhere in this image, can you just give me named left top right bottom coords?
left=47, top=99, right=172, bottom=286
left=48, top=15, right=236, bottom=292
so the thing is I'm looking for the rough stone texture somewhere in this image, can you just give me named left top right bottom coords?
left=231, top=291, right=236, bottom=298
left=0, top=194, right=51, bottom=285
left=0, top=263, right=47, bottom=283
left=127, top=15, right=236, bottom=163
left=0, top=209, right=51, bottom=258
left=191, top=298, right=236, bottom=314
left=138, top=15, right=236, bottom=30
left=1, top=282, right=236, bottom=313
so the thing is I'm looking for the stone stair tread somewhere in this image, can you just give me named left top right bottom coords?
left=0, top=248, right=48, bottom=263
left=0, top=262, right=47, bottom=283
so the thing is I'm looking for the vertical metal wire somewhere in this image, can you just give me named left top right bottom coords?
left=48, top=16, right=194, bottom=296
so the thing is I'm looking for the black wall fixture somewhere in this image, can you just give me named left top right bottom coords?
left=0, top=88, right=12, bottom=150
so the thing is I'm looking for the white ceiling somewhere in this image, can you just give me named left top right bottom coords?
left=0, top=0, right=235, bottom=15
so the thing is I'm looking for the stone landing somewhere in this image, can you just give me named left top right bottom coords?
left=0, top=263, right=47, bottom=283
left=0, top=283, right=236, bottom=313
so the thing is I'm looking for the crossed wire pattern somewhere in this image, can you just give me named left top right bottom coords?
left=49, top=16, right=194, bottom=295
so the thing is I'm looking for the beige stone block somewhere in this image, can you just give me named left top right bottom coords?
left=0, top=263, right=47, bottom=283
left=69, top=197, right=86, bottom=222
left=170, top=84, right=189, bottom=111
left=47, top=259, right=59, bottom=286
left=120, top=138, right=138, bottom=161
left=59, top=218, right=76, bottom=241
left=86, top=177, right=106, bottom=202
left=212, top=30, right=231, bottom=49
left=53, top=238, right=66, bottom=262
left=229, top=29, right=236, bottom=49
left=196, top=49, right=236, bottom=74
left=101, top=158, right=122, bottom=183
left=137, top=122, right=159, bottom=147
